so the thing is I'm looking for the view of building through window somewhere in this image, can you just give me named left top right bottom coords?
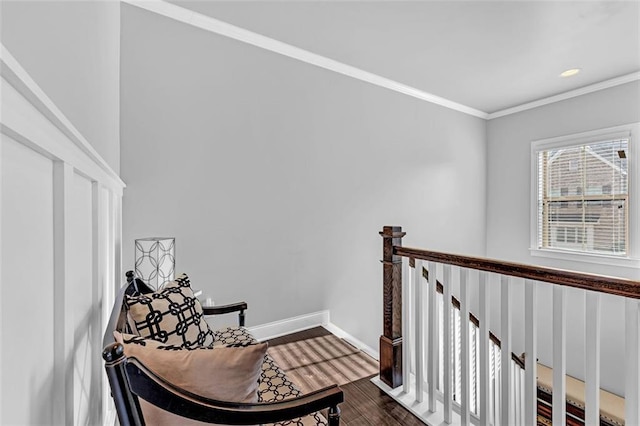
left=537, top=138, right=628, bottom=255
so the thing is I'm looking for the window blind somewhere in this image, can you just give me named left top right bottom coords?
left=537, top=138, right=629, bottom=255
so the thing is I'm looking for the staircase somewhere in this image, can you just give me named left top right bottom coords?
left=376, top=226, right=640, bottom=426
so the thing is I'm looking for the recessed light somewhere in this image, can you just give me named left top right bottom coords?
left=560, top=68, right=581, bottom=78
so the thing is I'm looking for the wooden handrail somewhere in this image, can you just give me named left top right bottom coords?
left=379, top=226, right=639, bottom=390
left=397, top=246, right=640, bottom=299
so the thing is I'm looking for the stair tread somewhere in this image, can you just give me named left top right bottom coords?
left=537, top=363, right=624, bottom=425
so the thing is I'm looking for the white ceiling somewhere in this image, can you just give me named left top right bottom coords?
left=166, top=1, right=640, bottom=115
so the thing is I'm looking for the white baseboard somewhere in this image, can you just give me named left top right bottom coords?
left=371, top=375, right=471, bottom=426
left=247, top=310, right=380, bottom=361
left=248, top=310, right=330, bottom=342
left=323, top=322, right=379, bottom=361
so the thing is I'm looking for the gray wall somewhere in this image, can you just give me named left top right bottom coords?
left=0, top=0, right=121, bottom=173
left=486, top=81, right=640, bottom=395
left=120, top=5, right=487, bottom=351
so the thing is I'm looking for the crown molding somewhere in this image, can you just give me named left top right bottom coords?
left=121, top=0, right=489, bottom=119
left=488, top=72, right=640, bottom=120
left=123, top=1, right=638, bottom=122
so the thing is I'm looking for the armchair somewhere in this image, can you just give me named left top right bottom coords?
left=102, top=271, right=343, bottom=425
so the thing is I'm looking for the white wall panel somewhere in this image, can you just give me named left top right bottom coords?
left=1, top=134, right=56, bottom=425
left=1, top=45, right=124, bottom=425
left=69, top=173, right=97, bottom=426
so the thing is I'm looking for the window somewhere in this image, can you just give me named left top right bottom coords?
left=531, top=124, right=638, bottom=262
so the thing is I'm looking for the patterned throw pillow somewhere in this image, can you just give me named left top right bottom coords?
left=125, top=273, right=214, bottom=348
left=115, top=332, right=268, bottom=425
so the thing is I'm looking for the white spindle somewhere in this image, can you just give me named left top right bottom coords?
left=402, top=256, right=411, bottom=394
left=585, top=291, right=600, bottom=426
left=500, top=275, right=512, bottom=426
left=474, top=325, right=479, bottom=414
left=443, top=264, right=453, bottom=423
left=521, top=366, right=526, bottom=426
left=524, top=280, right=537, bottom=426
left=490, top=344, right=495, bottom=426
left=553, top=285, right=567, bottom=426
left=498, top=348, right=502, bottom=425
left=428, top=261, right=438, bottom=412
left=454, top=304, right=460, bottom=404
left=517, top=364, right=524, bottom=426
left=414, top=259, right=424, bottom=402
left=491, top=345, right=495, bottom=425
left=625, top=298, right=640, bottom=425
left=438, top=292, right=443, bottom=391
left=460, top=268, right=471, bottom=426
left=479, top=271, right=490, bottom=425
left=509, top=357, right=520, bottom=425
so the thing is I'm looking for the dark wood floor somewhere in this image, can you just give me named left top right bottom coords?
left=267, top=327, right=425, bottom=426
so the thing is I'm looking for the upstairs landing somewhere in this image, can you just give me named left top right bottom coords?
left=267, top=327, right=425, bottom=425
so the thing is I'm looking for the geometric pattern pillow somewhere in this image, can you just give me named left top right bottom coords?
left=125, top=273, right=214, bottom=348
left=209, top=326, right=328, bottom=426
left=212, top=326, right=256, bottom=347
left=258, top=355, right=327, bottom=426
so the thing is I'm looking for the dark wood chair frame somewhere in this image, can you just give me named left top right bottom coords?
left=102, top=271, right=343, bottom=426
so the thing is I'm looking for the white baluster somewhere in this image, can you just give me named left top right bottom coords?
left=524, top=280, right=537, bottom=426
left=625, top=298, right=640, bottom=425
left=517, top=364, right=523, bottom=426
left=454, top=303, right=460, bottom=404
left=499, top=348, right=503, bottom=425
left=496, top=351, right=501, bottom=426
left=498, top=346, right=501, bottom=425
left=473, top=325, right=479, bottom=415
left=439, top=292, right=443, bottom=391
left=428, top=261, right=438, bottom=412
left=512, top=360, right=519, bottom=426
left=460, top=268, right=471, bottom=426
left=522, top=366, right=526, bottom=426
left=479, top=271, right=490, bottom=425
left=585, top=291, right=600, bottom=426
left=443, top=264, right=453, bottom=423
left=489, top=344, right=494, bottom=426
left=501, top=275, right=512, bottom=426
left=414, top=259, right=424, bottom=402
left=491, top=344, right=496, bottom=426
left=402, top=257, right=411, bottom=394
left=553, top=286, right=567, bottom=426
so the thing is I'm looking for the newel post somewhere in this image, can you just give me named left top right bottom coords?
left=379, top=226, right=406, bottom=388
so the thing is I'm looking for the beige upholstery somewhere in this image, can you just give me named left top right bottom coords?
left=121, top=272, right=328, bottom=425
left=118, top=327, right=327, bottom=426
left=215, top=327, right=328, bottom=426
left=537, top=363, right=625, bottom=426
left=115, top=332, right=268, bottom=425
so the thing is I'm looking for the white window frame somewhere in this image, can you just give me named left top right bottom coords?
left=530, top=123, right=640, bottom=268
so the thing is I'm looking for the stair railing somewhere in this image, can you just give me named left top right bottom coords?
left=379, top=226, right=640, bottom=426
left=409, top=260, right=526, bottom=424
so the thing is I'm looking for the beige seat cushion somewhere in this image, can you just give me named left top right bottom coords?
left=537, top=363, right=625, bottom=426
left=214, top=327, right=328, bottom=425
left=115, top=332, right=268, bottom=425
